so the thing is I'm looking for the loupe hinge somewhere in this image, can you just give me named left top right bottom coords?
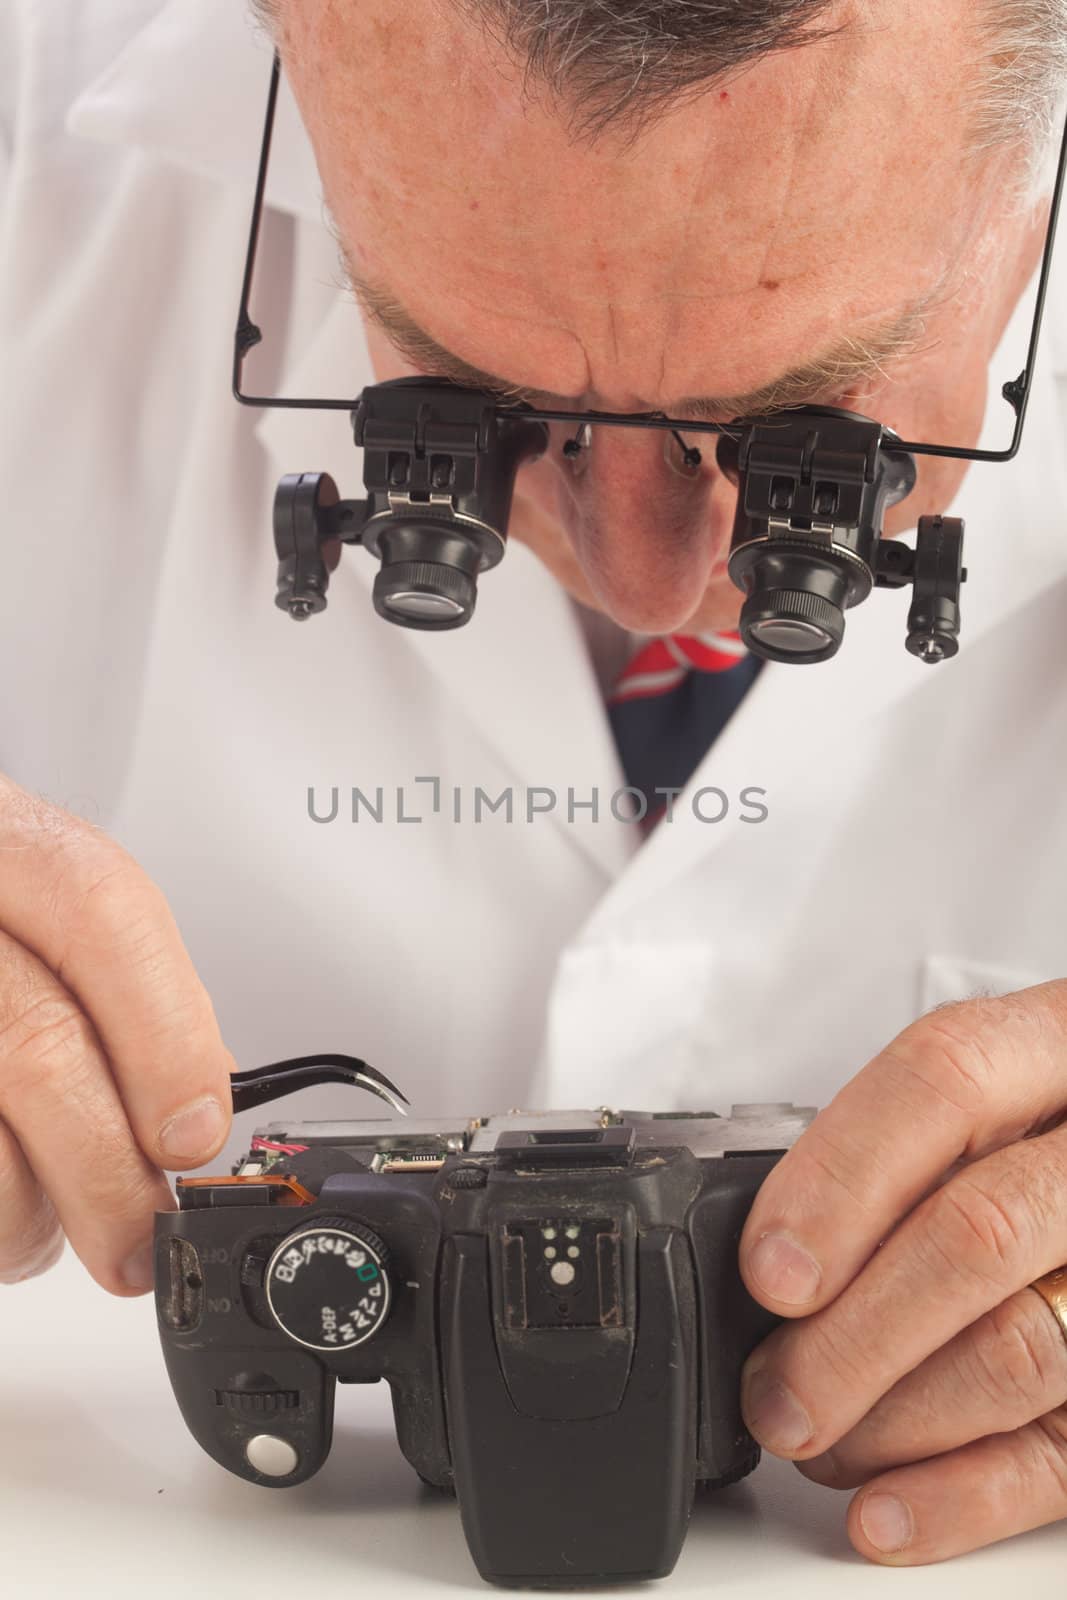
left=363, top=439, right=480, bottom=503
left=874, top=539, right=916, bottom=590
left=386, top=490, right=457, bottom=514
left=325, top=499, right=370, bottom=545
left=765, top=517, right=838, bottom=546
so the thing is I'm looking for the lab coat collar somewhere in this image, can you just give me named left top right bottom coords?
left=252, top=292, right=640, bottom=886
left=584, top=300, right=1067, bottom=927
left=64, top=1, right=1067, bottom=906
left=65, top=0, right=322, bottom=222
left=252, top=267, right=1067, bottom=904
left=62, top=0, right=638, bottom=885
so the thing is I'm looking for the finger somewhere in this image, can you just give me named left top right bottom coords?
left=740, top=1121, right=1067, bottom=1457
left=738, top=982, right=1067, bottom=1317
left=843, top=1406, right=1067, bottom=1565
left=0, top=926, right=179, bottom=1295
left=0, top=1111, right=65, bottom=1283
left=0, top=778, right=235, bottom=1166
left=797, top=1286, right=1067, bottom=1488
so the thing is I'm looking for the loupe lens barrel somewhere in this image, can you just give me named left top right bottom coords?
left=736, top=552, right=852, bottom=664
left=371, top=526, right=484, bottom=630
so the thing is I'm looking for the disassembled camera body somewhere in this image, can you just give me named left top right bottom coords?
left=155, top=1101, right=816, bottom=1587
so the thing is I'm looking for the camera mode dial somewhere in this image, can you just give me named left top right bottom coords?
left=264, top=1215, right=392, bottom=1353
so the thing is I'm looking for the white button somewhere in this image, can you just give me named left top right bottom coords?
left=245, top=1434, right=299, bottom=1477
left=549, top=1261, right=576, bottom=1287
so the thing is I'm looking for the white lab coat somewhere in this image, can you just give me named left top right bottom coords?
left=4, top=0, right=1067, bottom=1142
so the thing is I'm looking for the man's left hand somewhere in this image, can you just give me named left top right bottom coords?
left=738, top=980, right=1067, bottom=1564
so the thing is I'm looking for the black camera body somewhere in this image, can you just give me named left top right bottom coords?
left=154, top=1103, right=815, bottom=1587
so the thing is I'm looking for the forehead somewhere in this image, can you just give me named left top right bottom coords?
left=283, top=0, right=985, bottom=404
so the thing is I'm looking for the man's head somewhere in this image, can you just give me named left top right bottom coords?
left=254, top=0, right=1061, bottom=633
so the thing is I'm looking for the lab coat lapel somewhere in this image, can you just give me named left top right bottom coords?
left=254, top=292, right=637, bottom=885
left=582, top=326, right=1067, bottom=930
left=65, top=0, right=637, bottom=884
left=64, top=0, right=1067, bottom=901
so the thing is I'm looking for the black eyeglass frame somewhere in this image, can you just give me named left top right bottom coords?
left=235, top=53, right=1067, bottom=465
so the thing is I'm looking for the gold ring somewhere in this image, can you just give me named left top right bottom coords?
left=1030, top=1266, right=1067, bottom=1345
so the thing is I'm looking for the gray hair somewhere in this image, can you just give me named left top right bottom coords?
left=967, top=1, right=1067, bottom=202
left=252, top=1, right=1065, bottom=196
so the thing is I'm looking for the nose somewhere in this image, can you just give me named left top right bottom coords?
left=550, top=419, right=736, bottom=633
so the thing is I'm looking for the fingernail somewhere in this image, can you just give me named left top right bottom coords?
left=748, top=1232, right=822, bottom=1305
left=159, top=1096, right=226, bottom=1162
left=742, top=1366, right=814, bottom=1453
left=860, top=1493, right=914, bottom=1553
left=122, top=1238, right=156, bottom=1293
left=800, top=1447, right=841, bottom=1486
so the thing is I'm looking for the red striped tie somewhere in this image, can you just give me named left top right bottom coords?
left=608, top=631, right=761, bottom=831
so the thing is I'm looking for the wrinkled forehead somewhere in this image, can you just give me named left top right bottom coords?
left=282, top=0, right=999, bottom=397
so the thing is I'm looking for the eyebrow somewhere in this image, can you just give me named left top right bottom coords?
left=337, top=241, right=943, bottom=422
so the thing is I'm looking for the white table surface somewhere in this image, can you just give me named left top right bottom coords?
left=3, top=1233, right=1064, bottom=1597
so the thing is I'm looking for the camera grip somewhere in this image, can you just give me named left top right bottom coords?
left=687, top=1153, right=785, bottom=1486
left=154, top=1214, right=336, bottom=1487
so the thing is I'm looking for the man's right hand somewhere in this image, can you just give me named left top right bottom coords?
left=0, top=773, right=235, bottom=1295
